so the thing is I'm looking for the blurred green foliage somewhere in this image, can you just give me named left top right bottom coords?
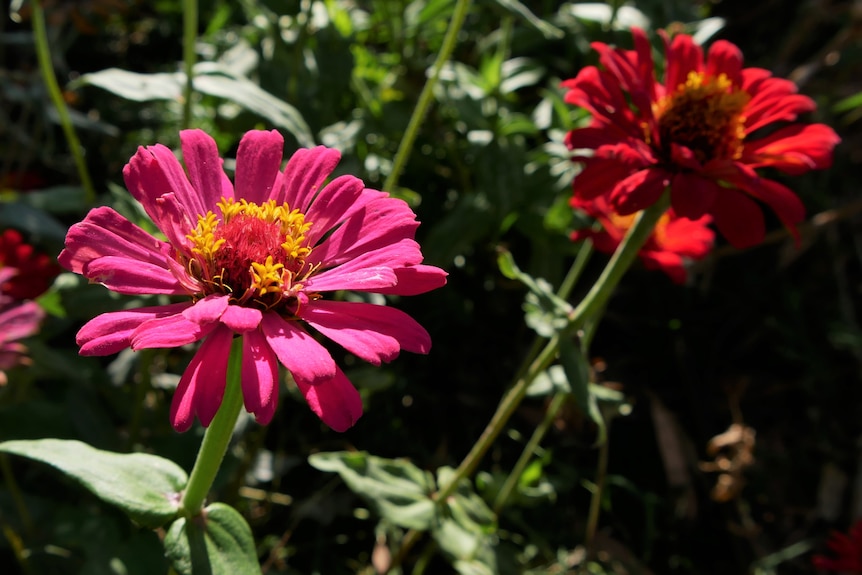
left=1, top=0, right=861, bottom=574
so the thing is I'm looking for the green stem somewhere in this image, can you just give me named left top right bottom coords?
left=0, top=454, right=33, bottom=537
left=30, top=0, right=95, bottom=203
left=388, top=194, right=670, bottom=571
left=566, top=192, right=671, bottom=334
left=182, top=0, right=198, bottom=129
left=382, top=0, right=472, bottom=192
left=180, top=338, right=244, bottom=516
left=583, top=428, right=611, bottom=558
left=492, top=391, right=568, bottom=514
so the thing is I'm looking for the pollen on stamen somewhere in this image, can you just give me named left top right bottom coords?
left=655, top=71, right=750, bottom=164
left=183, top=197, right=314, bottom=309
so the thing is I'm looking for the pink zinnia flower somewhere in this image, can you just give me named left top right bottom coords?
left=814, top=520, right=862, bottom=573
left=0, top=268, right=45, bottom=386
left=563, top=27, right=840, bottom=248
left=571, top=195, right=714, bottom=284
left=60, top=129, right=447, bottom=432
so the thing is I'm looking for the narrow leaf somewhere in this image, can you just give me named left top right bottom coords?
left=0, top=439, right=187, bottom=528
left=74, top=68, right=183, bottom=102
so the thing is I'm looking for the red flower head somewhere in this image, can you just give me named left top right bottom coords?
left=572, top=195, right=713, bottom=284
left=563, top=27, right=840, bottom=248
left=0, top=229, right=61, bottom=300
left=0, top=268, right=45, bottom=386
left=60, top=130, right=447, bottom=432
left=814, top=520, right=862, bottom=573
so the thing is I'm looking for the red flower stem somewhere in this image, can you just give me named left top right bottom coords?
left=388, top=193, right=669, bottom=570
left=30, top=0, right=95, bottom=204
left=382, top=0, right=472, bottom=193
left=180, top=337, right=244, bottom=516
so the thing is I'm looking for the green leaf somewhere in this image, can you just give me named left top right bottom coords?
left=193, top=74, right=315, bottom=148
left=75, top=67, right=315, bottom=148
left=498, top=250, right=573, bottom=337
left=164, top=503, right=260, bottom=575
left=558, top=338, right=608, bottom=444
left=74, top=68, right=184, bottom=101
left=433, top=467, right=501, bottom=575
left=0, top=439, right=187, bottom=528
left=309, top=451, right=438, bottom=530
left=490, top=0, right=563, bottom=39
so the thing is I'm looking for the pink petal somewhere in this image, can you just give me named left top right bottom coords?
left=307, top=195, right=420, bottom=268
left=147, top=143, right=206, bottom=217
left=76, top=303, right=192, bottom=356
left=83, top=257, right=185, bottom=295
left=182, top=294, right=230, bottom=324
left=241, top=329, right=279, bottom=424
left=181, top=129, right=232, bottom=211
left=276, top=146, right=342, bottom=212
left=302, top=300, right=431, bottom=365
left=221, top=305, right=263, bottom=333
left=293, top=367, right=362, bottom=432
left=368, top=265, right=448, bottom=296
left=153, top=192, right=196, bottom=253
left=304, top=266, right=398, bottom=293
left=302, top=175, right=365, bottom=245
left=0, top=301, right=44, bottom=344
left=260, top=313, right=336, bottom=383
left=710, top=188, right=766, bottom=248
left=130, top=310, right=218, bottom=350
left=235, top=130, right=285, bottom=204
left=59, top=206, right=171, bottom=274
left=170, top=325, right=233, bottom=431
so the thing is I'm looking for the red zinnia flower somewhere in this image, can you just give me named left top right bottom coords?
left=814, top=520, right=862, bottom=573
left=572, top=195, right=713, bottom=284
left=0, top=229, right=60, bottom=300
left=60, top=129, right=447, bottom=432
left=0, top=268, right=45, bottom=386
left=563, top=27, right=840, bottom=248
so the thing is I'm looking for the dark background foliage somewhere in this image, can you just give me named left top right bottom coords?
left=1, top=0, right=861, bottom=573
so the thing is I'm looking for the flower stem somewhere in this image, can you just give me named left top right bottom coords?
left=30, top=0, right=95, bottom=204
left=492, top=391, right=568, bottom=514
left=382, top=0, right=472, bottom=193
left=182, top=0, right=198, bottom=129
left=180, top=338, right=244, bottom=516
left=566, top=192, right=671, bottom=334
left=584, top=428, right=611, bottom=557
left=387, top=195, right=669, bottom=571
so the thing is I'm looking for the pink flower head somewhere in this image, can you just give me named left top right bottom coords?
left=59, top=130, right=447, bottom=432
left=814, top=520, right=862, bottom=573
left=571, top=195, right=714, bottom=284
left=0, top=268, right=45, bottom=386
left=563, top=27, right=840, bottom=248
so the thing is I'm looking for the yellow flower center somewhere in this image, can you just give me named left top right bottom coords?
left=655, top=71, right=750, bottom=164
left=185, top=198, right=314, bottom=310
